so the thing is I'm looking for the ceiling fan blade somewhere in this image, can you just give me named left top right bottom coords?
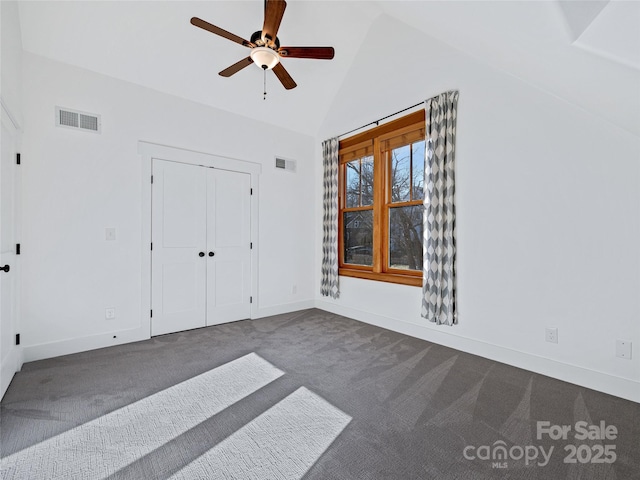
left=272, top=63, right=297, bottom=90
left=262, top=0, right=287, bottom=45
left=219, top=57, right=254, bottom=77
left=278, top=46, right=335, bottom=60
left=190, top=17, right=253, bottom=48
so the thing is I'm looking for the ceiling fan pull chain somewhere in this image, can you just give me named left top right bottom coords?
left=263, top=66, right=267, bottom=100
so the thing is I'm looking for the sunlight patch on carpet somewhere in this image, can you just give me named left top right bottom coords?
left=170, top=387, right=352, bottom=480
left=1, top=353, right=283, bottom=480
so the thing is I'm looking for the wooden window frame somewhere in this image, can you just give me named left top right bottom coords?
left=338, top=110, right=425, bottom=287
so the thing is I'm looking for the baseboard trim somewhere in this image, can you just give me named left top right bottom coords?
left=22, top=327, right=150, bottom=363
left=20, top=300, right=316, bottom=363
left=1, top=344, right=23, bottom=399
left=255, top=300, right=316, bottom=319
left=315, top=300, right=639, bottom=403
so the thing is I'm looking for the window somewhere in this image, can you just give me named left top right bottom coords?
left=338, top=110, right=426, bottom=286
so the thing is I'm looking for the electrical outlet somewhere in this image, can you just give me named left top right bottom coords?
left=616, top=340, right=632, bottom=360
left=545, top=327, right=558, bottom=344
left=292, top=285, right=297, bottom=295
left=105, top=307, right=116, bottom=320
left=105, top=228, right=116, bottom=241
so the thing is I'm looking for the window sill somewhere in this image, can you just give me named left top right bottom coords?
left=339, top=268, right=422, bottom=287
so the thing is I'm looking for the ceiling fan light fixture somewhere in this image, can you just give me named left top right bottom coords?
left=250, top=47, right=280, bottom=70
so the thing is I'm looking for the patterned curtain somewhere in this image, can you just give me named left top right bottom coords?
left=321, top=138, right=340, bottom=299
left=422, top=91, right=459, bottom=325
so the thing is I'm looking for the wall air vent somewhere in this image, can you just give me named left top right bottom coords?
left=55, top=106, right=101, bottom=133
left=275, top=156, right=296, bottom=173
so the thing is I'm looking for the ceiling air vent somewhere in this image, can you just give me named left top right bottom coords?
left=275, top=156, right=296, bottom=173
left=55, top=106, right=101, bottom=133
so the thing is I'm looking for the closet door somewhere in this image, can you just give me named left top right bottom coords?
left=206, top=168, right=251, bottom=325
left=151, top=160, right=207, bottom=336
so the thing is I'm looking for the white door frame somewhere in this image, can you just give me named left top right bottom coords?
left=1, top=98, right=23, bottom=398
left=139, top=141, right=261, bottom=337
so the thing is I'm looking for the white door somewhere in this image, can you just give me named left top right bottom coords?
left=1, top=116, right=20, bottom=397
left=151, top=160, right=251, bottom=336
left=206, top=169, right=251, bottom=325
left=151, top=160, right=207, bottom=336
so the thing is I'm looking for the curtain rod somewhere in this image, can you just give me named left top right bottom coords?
left=337, top=101, right=424, bottom=139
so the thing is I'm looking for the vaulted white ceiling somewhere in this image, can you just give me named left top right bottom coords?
left=16, top=1, right=640, bottom=137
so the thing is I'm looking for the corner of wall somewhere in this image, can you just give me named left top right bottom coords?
left=1, top=345, right=23, bottom=400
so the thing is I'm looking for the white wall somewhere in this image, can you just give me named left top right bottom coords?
left=20, top=52, right=315, bottom=360
left=315, top=15, right=640, bottom=402
left=1, top=0, right=23, bottom=125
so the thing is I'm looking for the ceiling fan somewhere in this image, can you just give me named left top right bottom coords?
left=191, top=0, right=335, bottom=91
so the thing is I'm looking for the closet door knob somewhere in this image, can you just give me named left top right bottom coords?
left=0, top=265, right=9, bottom=273
left=198, top=252, right=205, bottom=257
left=208, top=252, right=215, bottom=257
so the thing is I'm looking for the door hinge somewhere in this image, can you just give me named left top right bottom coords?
left=16, top=243, right=20, bottom=255
left=250, top=242, right=253, bottom=249
left=151, top=175, right=154, bottom=184
left=150, top=242, right=153, bottom=250
left=250, top=296, right=253, bottom=304
left=150, top=310, right=153, bottom=318
left=250, top=188, right=253, bottom=195
left=15, top=334, right=20, bottom=346
left=16, top=153, right=21, bottom=165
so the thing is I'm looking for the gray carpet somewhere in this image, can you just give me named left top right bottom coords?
left=1, top=309, right=638, bottom=479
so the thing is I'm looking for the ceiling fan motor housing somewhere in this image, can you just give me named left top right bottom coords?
left=250, top=30, right=280, bottom=49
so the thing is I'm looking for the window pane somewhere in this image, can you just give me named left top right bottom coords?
left=361, top=156, right=374, bottom=206
left=412, top=140, right=425, bottom=201
left=389, top=205, right=423, bottom=271
left=343, top=210, right=373, bottom=266
left=390, top=145, right=411, bottom=203
left=345, top=160, right=360, bottom=208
